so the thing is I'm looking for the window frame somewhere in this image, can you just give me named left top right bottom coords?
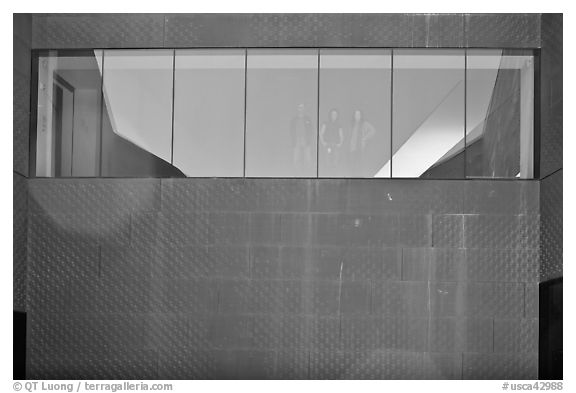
left=29, top=47, right=540, bottom=180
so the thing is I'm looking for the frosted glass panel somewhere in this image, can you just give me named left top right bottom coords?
left=173, top=50, right=245, bottom=177
left=101, top=50, right=174, bottom=171
left=319, top=49, right=391, bottom=178
left=392, top=50, right=465, bottom=178
left=245, top=49, right=318, bottom=177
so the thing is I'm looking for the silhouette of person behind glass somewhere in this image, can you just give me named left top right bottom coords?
left=349, top=109, right=376, bottom=176
left=320, top=109, right=344, bottom=171
left=290, top=103, right=314, bottom=170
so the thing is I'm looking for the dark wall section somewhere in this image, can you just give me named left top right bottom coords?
left=539, top=278, right=562, bottom=379
left=32, top=13, right=541, bottom=50
left=14, top=311, right=27, bottom=379
left=539, top=14, right=562, bottom=178
left=26, top=178, right=540, bottom=379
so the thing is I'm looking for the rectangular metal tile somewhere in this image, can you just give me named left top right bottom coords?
left=463, top=353, right=538, bottom=379
left=207, top=314, right=254, bottom=349
left=462, top=282, right=525, bottom=318
left=309, top=317, right=340, bottom=351
left=249, top=246, right=281, bottom=279
left=13, top=173, right=28, bottom=311
left=156, top=245, right=249, bottom=280
left=350, top=13, right=414, bottom=47
left=29, top=179, right=161, bottom=214
left=464, top=181, right=539, bottom=215
left=421, top=353, right=462, bottom=380
left=377, top=317, right=428, bottom=352
left=540, top=170, right=562, bottom=281
left=303, top=281, right=340, bottom=316
left=251, top=315, right=281, bottom=349
left=253, top=179, right=312, bottom=212
left=339, top=281, right=371, bottom=315
left=342, top=247, right=401, bottom=281
left=464, top=214, right=539, bottom=250
left=210, top=349, right=276, bottom=379
left=164, top=14, right=251, bottom=47
left=431, top=282, right=525, bottom=318
left=411, top=14, right=465, bottom=47
left=152, top=278, right=217, bottom=314
left=158, top=348, right=213, bottom=379
left=428, top=317, right=493, bottom=352
left=494, top=318, right=538, bottom=353
left=32, top=13, right=165, bottom=48
left=429, top=282, right=460, bottom=317
left=525, top=283, right=539, bottom=318
left=100, top=245, right=155, bottom=282
left=340, top=317, right=379, bottom=350
left=432, top=215, right=464, bottom=248
left=281, top=213, right=313, bottom=246
left=13, top=35, right=31, bottom=76
left=279, top=247, right=310, bottom=279
left=465, top=13, right=540, bottom=48
left=161, top=178, right=257, bottom=213
left=397, top=215, right=432, bottom=247
left=152, top=313, right=210, bottom=351
left=315, top=214, right=394, bottom=247
left=13, top=70, right=29, bottom=176
left=14, top=13, right=32, bottom=43
left=28, top=348, right=159, bottom=380
left=274, top=350, right=310, bottom=379
left=401, top=248, right=431, bottom=281
left=465, top=249, right=539, bottom=283
left=372, top=281, right=429, bottom=316
left=29, top=313, right=156, bottom=361
left=278, top=315, right=312, bottom=349
left=430, top=249, right=466, bottom=282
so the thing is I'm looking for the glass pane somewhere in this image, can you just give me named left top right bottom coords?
left=100, top=49, right=182, bottom=177
left=245, top=49, right=318, bottom=177
left=466, top=50, right=534, bottom=178
left=35, top=51, right=103, bottom=177
left=173, top=50, right=245, bottom=177
left=319, top=50, right=391, bottom=178
left=392, top=50, right=465, bottom=178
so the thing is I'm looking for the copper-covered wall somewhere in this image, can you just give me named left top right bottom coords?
left=26, top=178, right=540, bottom=379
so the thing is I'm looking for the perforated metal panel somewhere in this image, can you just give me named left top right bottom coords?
left=13, top=14, right=31, bottom=177
left=13, top=173, right=28, bottom=311
left=463, top=353, right=538, bottom=379
left=32, top=14, right=165, bottom=48
left=13, top=69, right=29, bottom=177
left=26, top=170, right=540, bottom=379
left=465, top=13, right=541, bottom=48
left=540, top=170, right=562, bottom=281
